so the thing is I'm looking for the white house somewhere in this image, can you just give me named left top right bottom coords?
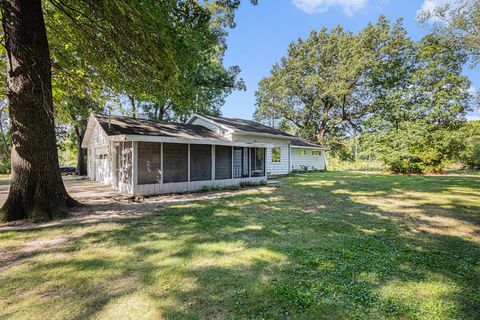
left=82, top=113, right=327, bottom=196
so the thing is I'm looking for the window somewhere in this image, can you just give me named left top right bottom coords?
left=215, top=146, right=232, bottom=180
left=300, top=149, right=307, bottom=156
left=233, top=147, right=249, bottom=178
left=312, top=150, right=321, bottom=156
left=251, top=147, right=265, bottom=177
left=190, top=144, right=212, bottom=181
left=138, top=142, right=161, bottom=185
left=163, top=143, right=188, bottom=183
left=272, top=146, right=281, bottom=162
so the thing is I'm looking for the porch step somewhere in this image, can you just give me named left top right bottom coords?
left=267, top=180, right=283, bottom=186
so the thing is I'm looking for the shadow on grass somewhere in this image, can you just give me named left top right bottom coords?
left=1, top=172, right=479, bottom=319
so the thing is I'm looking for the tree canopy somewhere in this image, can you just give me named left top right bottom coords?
left=418, top=0, right=480, bottom=65
left=254, top=16, right=474, bottom=172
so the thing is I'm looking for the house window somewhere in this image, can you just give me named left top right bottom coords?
left=215, top=145, right=232, bottom=180
left=272, top=146, right=281, bottom=162
left=312, top=151, right=321, bottom=156
left=138, top=142, right=161, bottom=185
left=163, top=143, right=188, bottom=183
left=251, top=147, right=265, bottom=177
left=190, top=144, right=212, bottom=181
left=300, top=149, right=307, bottom=156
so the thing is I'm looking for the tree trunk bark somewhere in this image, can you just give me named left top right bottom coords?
left=0, top=0, right=77, bottom=222
left=74, top=127, right=87, bottom=176
left=128, top=95, right=136, bottom=118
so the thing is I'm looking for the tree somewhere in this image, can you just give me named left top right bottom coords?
left=254, top=17, right=410, bottom=152
left=363, top=35, right=473, bottom=173
left=419, top=0, right=480, bottom=64
left=46, top=0, right=252, bottom=124
left=0, top=0, right=77, bottom=221
left=457, top=121, right=480, bottom=169
left=0, top=0, right=256, bottom=222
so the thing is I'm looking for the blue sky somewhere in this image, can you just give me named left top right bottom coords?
left=221, top=0, right=480, bottom=121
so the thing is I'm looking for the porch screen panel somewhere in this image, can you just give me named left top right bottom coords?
left=233, top=147, right=249, bottom=178
left=215, top=145, right=232, bottom=180
left=251, top=147, right=265, bottom=177
left=190, top=144, right=212, bottom=181
left=138, top=142, right=161, bottom=185
left=163, top=143, right=188, bottom=183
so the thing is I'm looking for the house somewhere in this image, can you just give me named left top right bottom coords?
left=82, top=113, right=327, bottom=196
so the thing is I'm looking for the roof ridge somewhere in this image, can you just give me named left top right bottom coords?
left=94, top=113, right=207, bottom=128
left=197, top=113, right=295, bottom=137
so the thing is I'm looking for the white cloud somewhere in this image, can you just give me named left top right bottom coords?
left=292, top=0, right=367, bottom=16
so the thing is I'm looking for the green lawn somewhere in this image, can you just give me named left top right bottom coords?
left=0, top=172, right=479, bottom=319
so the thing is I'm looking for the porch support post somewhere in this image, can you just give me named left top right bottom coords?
left=188, top=144, right=191, bottom=183
left=132, top=141, right=138, bottom=193
left=249, top=147, right=252, bottom=178
left=160, top=142, right=163, bottom=183
left=231, top=146, right=234, bottom=179
left=212, top=145, right=215, bottom=183
left=264, top=148, right=267, bottom=179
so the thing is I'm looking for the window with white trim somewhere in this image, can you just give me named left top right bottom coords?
left=300, top=149, right=307, bottom=156
left=272, top=146, right=281, bottom=162
left=312, top=151, right=321, bottom=156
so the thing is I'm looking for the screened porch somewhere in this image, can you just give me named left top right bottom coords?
left=131, top=142, right=267, bottom=195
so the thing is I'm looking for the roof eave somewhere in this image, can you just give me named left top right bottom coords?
left=290, top=145, right=328, bottom=150
left=234, top=130, right=292, bottom=140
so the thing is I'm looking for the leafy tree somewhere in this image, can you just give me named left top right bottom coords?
left=363, top=35, right=473, bottom=173
left=255, top=16, right=411, bottom=151
left=419, top=0, right=480, bottom=64
left=457, top=121, right=480, bottom=169
left=0, top=0, right=255, bottom=222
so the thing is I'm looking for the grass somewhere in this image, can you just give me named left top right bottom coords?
left=0, top=172, right=479, bottom=319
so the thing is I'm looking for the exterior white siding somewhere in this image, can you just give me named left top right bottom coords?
left=290, top=148, right=326, bottom=171
left=84, top=114, right=328, bottom=197
left=233, top=134, right=291, bottom=175
left=86, top=122, right=113, bottom=185
left=133, top=176, right=266, bottom=196
left=190, top=117, right=232, bottom=139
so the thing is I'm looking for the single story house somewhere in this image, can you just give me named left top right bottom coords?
left=82, top=113, right=327, bottom=196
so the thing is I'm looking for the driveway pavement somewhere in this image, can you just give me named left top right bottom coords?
left=0, top=177, right=123, bottom=206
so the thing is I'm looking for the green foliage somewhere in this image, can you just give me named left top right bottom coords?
left=457, top=121, right=480, bottom=169
left=255, top=16, right=474, bottom=173
left=364, top=34, right=473, bottom=173
left=45, top=0, right=253, bottom=122
left=419, top=0, right=480, bottom=64
left=255, top=16, right=409, bottom=151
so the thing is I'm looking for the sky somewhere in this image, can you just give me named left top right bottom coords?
left=220, top=0, right=480, bottom=121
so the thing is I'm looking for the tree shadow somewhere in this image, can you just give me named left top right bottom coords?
left=0, top=172, right=479, bottom=319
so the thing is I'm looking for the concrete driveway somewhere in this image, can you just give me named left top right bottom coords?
left=0, top=177, right=123, bottom=206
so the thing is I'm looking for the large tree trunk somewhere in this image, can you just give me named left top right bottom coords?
left=128, top=95, right=136, bottom=118
left=1, top=0, right=77, bottom=222
left=74, top=127, right=87, bottom=176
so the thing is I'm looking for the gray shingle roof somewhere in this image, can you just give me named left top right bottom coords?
left=198, top=114, right=326, bottom=149
left=199, top=114, right=294, bottom=137
left=94, top=113, right=227, bottom=141
left=290, top=137, right=326, bottom=149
